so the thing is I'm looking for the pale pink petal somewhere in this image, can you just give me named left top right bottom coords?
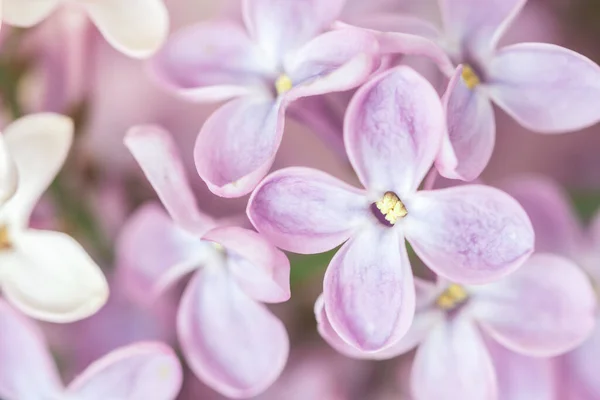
left=2, top=230, right=108, bottom=323
left=178, top=266, right=289, bottom=398
left=0, top=135, right=18, bottom=206
left=404, top=185, right=534, bottom=284
left=439, top=0, right=526, bottom=57
left=488, top=43, right=600, bottom=133
left=435, top=65, right=496, bottom=181
left=242, top=0, right=345, bottom=64
left=471, top=253, right=596, bottom=357
left=411, top=316, right=497, bottom=400
left=194, top=96, right=285, bottom=198
left=83, top=0, right=169, bottom=58
left=149, top=21, right=269, bottom=102
left=3, top=0, right=59, bottom=27
left=67, top=342, right=182, bottom=400
left=202, top=226, right=290, bottom=303
left=324, top=226, right=415, bottom=352
left=116, top=203, right=214, bottom=305
left=125, top=125, right=213, bottom=235
left=500, top=175, right=582, bottom=256
left=0, top=300, right=63, bottom=399
left=344, top=66, right=445, bottom=195
left=247, top=167, right=370, bottom=254
left=562, top=320, right=600, bottom=398
left=284, top=28, right=379, bottom=100
left=487, top=339, right=557, bottom=400
left=1, top=113, right=73, bottom=229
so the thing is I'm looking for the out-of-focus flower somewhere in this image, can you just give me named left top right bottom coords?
left=317, top=253, right=595, bottom=400
left=120, top=125, right=290, bottom=398
left=2, top=0, right=169, bottom=58
left=0, top=299, right=182, bottom=400
left=151, top=0, right=379, bottom=197
left=248, top=66, right=534, bottom=353
left=0, top=113, right=108, bottom=323
left=503, top=176, right=600, bottom=399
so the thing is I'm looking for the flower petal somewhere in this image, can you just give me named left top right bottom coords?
left=0, top=300, right=63, bottom=399
left=83, top=0, right=169, bottom=58
left=3, top=0, right=58, bottom=27
left=500, top=175, right=582, bottom=257
left=284, top=28, right=379, bottom=99
left=404, top=185, right=534, bottom=284
left=149, top=21, right=269, bottom=102
left=1, top=113, right=73, bottom=229
left=439, top=0, right=526, bottom=57
left=488, top=43, right=600, bottom=133
left=116, top=203, right=213, bottom=305
left=0, top=135, right=18, bottom=207
left=202, top=226, right=290, bottom=303
left=194, top=96, right=285, bottom=198
left=247, top=167, right=370, bottom=254
left=562, top=320, right=600, bottom=399
left=435, top=65, right=496, bottom=181
left=242, top=0, right=345, bottom=64
left=67, top=342, right=182, bottom=399
left=411, top=316, right=497, bottom=400
left=344, top=66, right=445, bottom=195
left=323, top=226, right=415, bottom=352
left=471, top=253, right=596, bottom=357
left=125, top=125, right=213, bottom=235
left=2, top=230, right=109, bottom=323
left=178, top=266, right=289, bottom=398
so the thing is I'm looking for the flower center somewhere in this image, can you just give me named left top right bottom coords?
left=375, top=192, right=408, bottom=225
left=275, top=74, right=293, bottom=95
left=0, top=225, right=12, bottom=250
left=461, top=65, right=480, bottom=90
left=436, top=284, right=469, bottom=311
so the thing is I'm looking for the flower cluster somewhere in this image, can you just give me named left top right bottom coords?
left=0, top=0, right=598, bottom=399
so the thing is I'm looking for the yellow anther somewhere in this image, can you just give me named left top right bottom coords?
left=436, top=284, right=468, bottom=311
left=461, top=65, right=480, bottom=90
left=375, top=192, right=408, bottom=225
left=0, top=225, right=12, bottom=250
left=275, top=74, right=293, bottom=95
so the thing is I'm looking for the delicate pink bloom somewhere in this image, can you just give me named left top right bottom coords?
left=377, top=0, right=600, bottom=181
left=0, top=299, right=182, bottom=400
left=503, top=176, right=600, bottom=399
left=248, top=66, right=534, bottom=352
left=151, top=0, right=380, bottom=197
left=317, top=252, right=595, bottom=400
left=0, top=113, right=108, bottom=322
left=121, top=125, right=290, bottom=398
left=2, top=0, right=169, bottom=58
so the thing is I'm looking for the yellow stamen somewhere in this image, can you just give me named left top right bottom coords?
left=461, top=65, right=480, bottom=90
left=0, top=225, right=12, bottom=250
left=436, top=284, right=468, bottom=310
left=275, top=74, right=293, bottom=95
left=375, top=192, right=408, bottom=225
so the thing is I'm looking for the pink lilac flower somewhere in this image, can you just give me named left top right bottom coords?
left=120, top=125, right=291, bottom=398
left=248, top=66, right=535, bottom=353
left=0, top=299, right=182, bottom=400
left=502, top=176, right=600, bottom=399
left=377, top=0, right=600, bottom=181
left=150, top=0, right=380, bottom=197
left=2, top=0, right=169, bottom=58
left=0, top=113, right=108, bottom=323
left=317, top=253, right=595, bottom=400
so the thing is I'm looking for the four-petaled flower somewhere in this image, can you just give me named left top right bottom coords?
left=248, top=66, right=535, bottom=352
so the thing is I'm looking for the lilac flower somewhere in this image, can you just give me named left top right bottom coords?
left=0, top=299, right=182, bottom=399
left=2, top=0, right=169, bottom=58
left=317, top=253, right=596, bottom=400
left=248, top=66, right=535, bottom=352
left=379, top=0, right=600, bottom=181
left=150, top=0, right=380, bottom=197
left=503, top=176, right=600, bottom=399
left=0, top=113, right=108, bottom=323
left=121, top=125, right=291, bottom=398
